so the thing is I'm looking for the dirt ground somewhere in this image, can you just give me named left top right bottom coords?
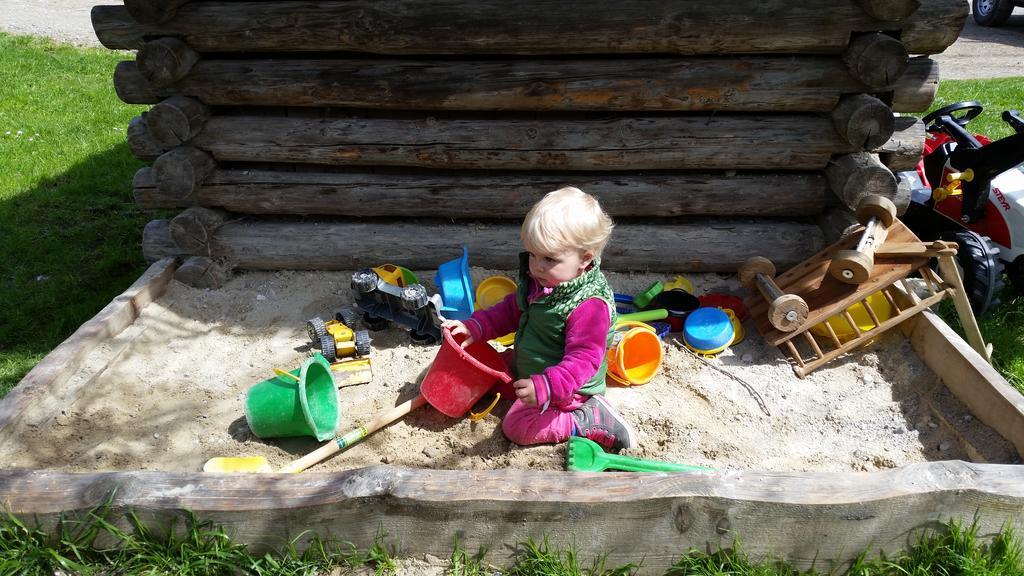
left=0, top=267, right=1017, bottom=477
left=3, top=0, right=1023, bottom=80
left=2, top=2, right=1017, bottom=474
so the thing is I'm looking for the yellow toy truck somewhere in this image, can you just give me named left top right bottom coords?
left=306, top=309, right=372, bottom=362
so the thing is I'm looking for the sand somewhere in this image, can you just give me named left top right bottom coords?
left=0, top=266, right=1017, bottom=474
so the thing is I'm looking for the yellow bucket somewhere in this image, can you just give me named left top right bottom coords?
left=606, top=321, right=664, bottom=386
left=810, top=292, right=892, bottom=342
left=477, top=276, right=518, bottom=346
left=475, top=276, right=517, bottom=308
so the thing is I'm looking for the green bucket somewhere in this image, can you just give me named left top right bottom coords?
left=244, top=353, right=340, bottom=441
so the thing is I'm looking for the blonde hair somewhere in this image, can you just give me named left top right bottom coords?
left=521, top=187, right=614, bottom=259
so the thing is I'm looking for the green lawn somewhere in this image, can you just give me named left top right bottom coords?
left=0, top=33, right=147, bottom=395
left=927, top=77, right=1024, bottom=139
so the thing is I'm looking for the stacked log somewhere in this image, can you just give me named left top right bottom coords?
left=94, top=0, right=961, bottom=55
left=92, top=0, right=968, bottom=283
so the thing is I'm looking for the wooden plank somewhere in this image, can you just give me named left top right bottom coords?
left=112, top=55, right=936, bottom=113
left=91, top=0, right=965, bottom=55
left=1, top=462, right=1022, bottom=573
left=173, top=218, right=823, bottom=272
left=902, top=307, right=1024, bottom=458
left=183, top=114, right=853, bottom=171
left=0, top=258, right=178, bottom=435
left=132, top=167, right=828, bottom=217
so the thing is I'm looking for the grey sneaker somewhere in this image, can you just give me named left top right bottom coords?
left=571, top=395, right=637, bottom=451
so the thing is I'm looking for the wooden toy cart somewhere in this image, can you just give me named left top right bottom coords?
left=744, top=219, right=990, bottom=378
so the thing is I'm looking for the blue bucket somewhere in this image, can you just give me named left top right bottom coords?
left=682, top=307, right=735, bottom=354
left=435, top=247, right=475, bottom=320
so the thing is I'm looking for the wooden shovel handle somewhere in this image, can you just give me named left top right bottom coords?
left=279, top=393, right=427, bottom=473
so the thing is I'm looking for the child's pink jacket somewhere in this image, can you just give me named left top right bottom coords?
left=463, top=277, right=611, bottom=412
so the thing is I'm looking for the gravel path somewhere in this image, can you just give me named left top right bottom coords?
left=2, top=0, right=1023, bottom=79
left=1, top=0, right=102, bottom=49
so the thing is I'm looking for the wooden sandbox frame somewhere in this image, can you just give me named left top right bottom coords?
left=2, top=257, right=1023, bottom=574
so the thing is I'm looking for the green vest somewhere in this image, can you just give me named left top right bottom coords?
left=514, top=252, right=617, bottom=396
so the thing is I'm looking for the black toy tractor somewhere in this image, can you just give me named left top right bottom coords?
left=351, top=268, right=444, bottom=344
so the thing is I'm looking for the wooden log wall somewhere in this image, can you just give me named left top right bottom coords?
left=93, top=0, right=968, bottom=280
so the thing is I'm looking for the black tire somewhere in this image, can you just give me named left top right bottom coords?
left=363, top=312, right=390, bottom=331
left=400, top=284, right=429, bottom=311
left=409, top=330, right=439, bottom=345
left=945, top=230, right=1004, bottom=316
left=973, top=0, right=1014, bottom=26
left=354, top=330, right=372, bottom=356
left=319, top=334, right=338, bottom=362
left=336, top=308, right=359, bottom=328
left=306, top=317, right=327, bottom=343
left=1008, top=257, right=1024, bottom=294
left=351, top=269, right=379, bottom=293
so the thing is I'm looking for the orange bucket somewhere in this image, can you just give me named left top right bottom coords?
left=606, top=321, right=664, bottom=386
left=421, top=328, right=513, bottom=418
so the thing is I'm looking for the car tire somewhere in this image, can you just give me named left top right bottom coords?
left=944, top=230, right=1004, bottom=316
left=973, top=0, right=1014, bottom=26
left=351, top=269, right=379, bottom=293
left=400, top=284, right=429, bottom=311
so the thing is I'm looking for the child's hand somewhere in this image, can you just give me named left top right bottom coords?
left=441, top=319, right=474, bottom=348
left=512, top=378, right=537, bottom=406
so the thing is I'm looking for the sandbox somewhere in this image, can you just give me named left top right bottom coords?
left=2, top=257, right=1023, bottom=574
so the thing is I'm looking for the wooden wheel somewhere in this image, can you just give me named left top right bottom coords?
left=855, top=194, right=896, bottom=227
left=738, top=256, right=775, bottom=287
left=768, top=294, right=809, bottom=332
left=830, top=249, right=873, bottom=284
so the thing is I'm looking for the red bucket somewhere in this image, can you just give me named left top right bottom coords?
left=421, top=328, right=513, bottom=418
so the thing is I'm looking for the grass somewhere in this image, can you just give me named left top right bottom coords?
left=846, top=519, right=1024, bottom=576
left=927, top=77, right=1024, bottom=140
left=448, top=538, right=493, bottom=576
left=923, top=77, right=1024, bottom=392
left=0, top=505, right=396, bottom=576
left=1, top=508, right=1022, bottom=575
left=504, top=538, right=639, bottom=576
left=0, top=33, right=148, bottom=396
